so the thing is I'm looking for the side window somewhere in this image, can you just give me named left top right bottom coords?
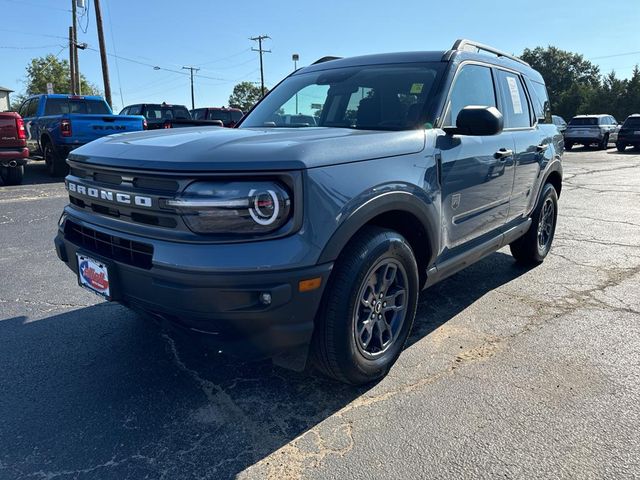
left=611, top=116, right=618, bottom=125
left=119, top=107, right=129, bottom=115
left=26, top=98, right=38, bottom=117
left=17, top=100, right=28, bottom=117
left=496, top=71, right=532, bottom=129
left=129, top=105, right=142, bottom=115
left=526, top=79, right=551, bottom=124
left=192, top=109, right=205, bottom=120
left=445, top=64, right=496, bottom=127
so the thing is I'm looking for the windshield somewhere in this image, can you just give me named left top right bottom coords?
left=143, top=105, right=191, bottom=120
left=623, top=117, right=640, bottom=128
left=240, top=62, right=445, bottom=131
left=569, top=117, right=599, bottom=126
left=44, top=98, right=110, bottom=115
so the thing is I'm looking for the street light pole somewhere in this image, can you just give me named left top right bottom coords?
left=182, top=66, right=200, bottom=110
left=292, top=53, right=299, bottom=114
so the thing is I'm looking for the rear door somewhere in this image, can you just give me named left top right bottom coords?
left=494, top=69, right=543, bottom=221
left=438, top=63, right=516, bottom=251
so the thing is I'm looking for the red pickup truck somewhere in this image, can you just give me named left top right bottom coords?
left=0, top=112, right=29, bottom=185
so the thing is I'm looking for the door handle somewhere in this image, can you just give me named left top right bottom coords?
left=536, top=143, right=549, bottom=153
left=494, top=148, right=513, bottom=160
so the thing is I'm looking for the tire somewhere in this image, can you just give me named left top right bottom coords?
left=0, top=165, right=24, bottom=186
left=616, top=143, right=627, bottom=152
left=510, top=183, right=558, bottom=265
left=43, top=141, right=68, bottom=177
left=599, top=134, right=609, bottom=150
left=312, top=226, right=419, bottom=385
left=564, top=141, right=573, bottom=151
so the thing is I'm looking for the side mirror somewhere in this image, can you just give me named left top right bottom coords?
left=444, top=106, right=504, bottom=136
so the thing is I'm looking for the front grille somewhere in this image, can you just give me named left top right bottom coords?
left=65, top=220, right=154, bottom=269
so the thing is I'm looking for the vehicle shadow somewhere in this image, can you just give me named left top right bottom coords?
left=0, top=251, right=532, bottom=479
left=21, top=159, right=62, bottom=186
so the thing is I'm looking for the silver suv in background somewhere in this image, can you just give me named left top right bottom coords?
left=564, top=114, right=619, bottom=150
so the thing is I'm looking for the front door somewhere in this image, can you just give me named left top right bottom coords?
left=437, top=63, right=515, bottom=251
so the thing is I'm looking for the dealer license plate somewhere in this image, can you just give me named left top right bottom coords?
left=77, top=253, right=111, bottom=299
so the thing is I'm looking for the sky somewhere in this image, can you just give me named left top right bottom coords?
left=1, top=0, right=639, bottom=113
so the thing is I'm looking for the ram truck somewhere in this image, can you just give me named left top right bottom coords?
left=0, top=111, right=29, bottom=185
left=17, top=94, right=145, bottom=177
left=55, top=39, right=563, bottom=385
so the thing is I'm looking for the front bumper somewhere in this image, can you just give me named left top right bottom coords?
left=54, top=214, right=332, bottom=369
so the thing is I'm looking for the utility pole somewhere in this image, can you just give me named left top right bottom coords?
left=68, top=26, right=76, bottom=94
left=182, top=66, right=200, bottom=110
left=250, top=35, right=271, bottom=97
left=94, top=0, right=112, bottom=107
left=71, top=0, right=80, bottom=94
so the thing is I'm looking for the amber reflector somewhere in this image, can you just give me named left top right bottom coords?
left=298, top=277, right=322, bottom=292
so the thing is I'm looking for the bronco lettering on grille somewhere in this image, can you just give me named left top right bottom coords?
left=67, top=181, right=153, bottom=208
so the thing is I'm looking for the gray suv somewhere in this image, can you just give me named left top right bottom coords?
left=564, top=114, right=620, bottom=150
left=54, top=39, right=563, bottom=385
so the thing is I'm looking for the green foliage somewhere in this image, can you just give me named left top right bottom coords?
left=228, top=81, right=268, bottom=112
left=23, top=54, right=100, bottom=98
left=522, top=46, right=640, bottom=121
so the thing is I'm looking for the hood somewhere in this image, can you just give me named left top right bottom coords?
left=68, top=126, right=426, bottom=172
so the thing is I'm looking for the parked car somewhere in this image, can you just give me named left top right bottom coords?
left=55, top=39, right=563, bottom=385
left=121, top=103, right=223, bottom=129
left=17, top=94, right=145, bottom=177
left=564, top=114, right=620, bottom=150
left=0, top=111, right=28, bottom=185
left=615, top=114, right=640, bottom=152
left=552, top=115, right=567, bottom=133
left=191, top=107, right=243, bottom=127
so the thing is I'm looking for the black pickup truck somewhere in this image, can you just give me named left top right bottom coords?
left=119, top=103, right=223, bottom=129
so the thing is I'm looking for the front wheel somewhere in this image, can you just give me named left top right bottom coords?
left=312, top=226, right=419, bottom=385
left=510, top=183, right=558, bottom=265
left=0, top=165, right=24, bottom=185
left=616, top=143, right=627, bottom=152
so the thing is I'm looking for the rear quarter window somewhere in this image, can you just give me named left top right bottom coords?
left=526, top=79, right=551, bottom=124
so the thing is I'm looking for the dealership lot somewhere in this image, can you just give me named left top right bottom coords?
left=0, top=149, right=639, bottom=479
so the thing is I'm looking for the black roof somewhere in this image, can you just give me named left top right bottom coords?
left=299, top=40, right=544, bottom=84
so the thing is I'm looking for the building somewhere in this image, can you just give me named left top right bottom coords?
left=0, top=86, right=14, bottom=112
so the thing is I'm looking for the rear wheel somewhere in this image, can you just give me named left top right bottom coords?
left=0, top=165, right=24, bottom=186
left=510, top=183, right=558, bottom=265
left=43, top=141, right=68, bottom=177
left=312, top=226, right=419, bottom=385
left=599, top=134, right=609, bottom=150
left=616, top=142, right=627, bottom=152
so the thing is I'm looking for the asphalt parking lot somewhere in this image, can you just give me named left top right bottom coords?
left=1, top=148, right=639, bottom=479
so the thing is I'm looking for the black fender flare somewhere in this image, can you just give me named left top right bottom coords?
left=317, top=190, right=440, bottom=267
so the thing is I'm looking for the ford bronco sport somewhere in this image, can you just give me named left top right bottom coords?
left=55, top=39, right=563, bottom=385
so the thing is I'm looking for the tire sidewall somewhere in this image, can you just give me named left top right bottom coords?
left=335, top=233, right=419, bottom=382
left=534, top=184, right=558, bottom=261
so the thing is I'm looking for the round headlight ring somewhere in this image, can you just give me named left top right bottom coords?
left=248, top=189, right=280, bottom=226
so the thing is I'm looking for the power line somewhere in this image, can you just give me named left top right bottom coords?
left=590, top=50, right=640, bottom=60
left=104, top=0, right=124, bottom=108
left=0, top=44, right=62, bottom=50
left=0, top=0, right=70, bottom=12
left=0, top=28, right=68, bottom=40
left=196, top=48, right=252, bottom=67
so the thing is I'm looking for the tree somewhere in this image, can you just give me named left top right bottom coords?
left=228, top=81, right=267, bottom=112
left=23, top=54, right=100, bottom=97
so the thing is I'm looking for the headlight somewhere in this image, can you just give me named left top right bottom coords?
left=165, top=181, right=291, bottom=234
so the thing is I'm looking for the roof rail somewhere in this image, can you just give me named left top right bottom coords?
left=448, top=39, right=530, bottom=67
left=312, top=56, right=342, bottom=65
